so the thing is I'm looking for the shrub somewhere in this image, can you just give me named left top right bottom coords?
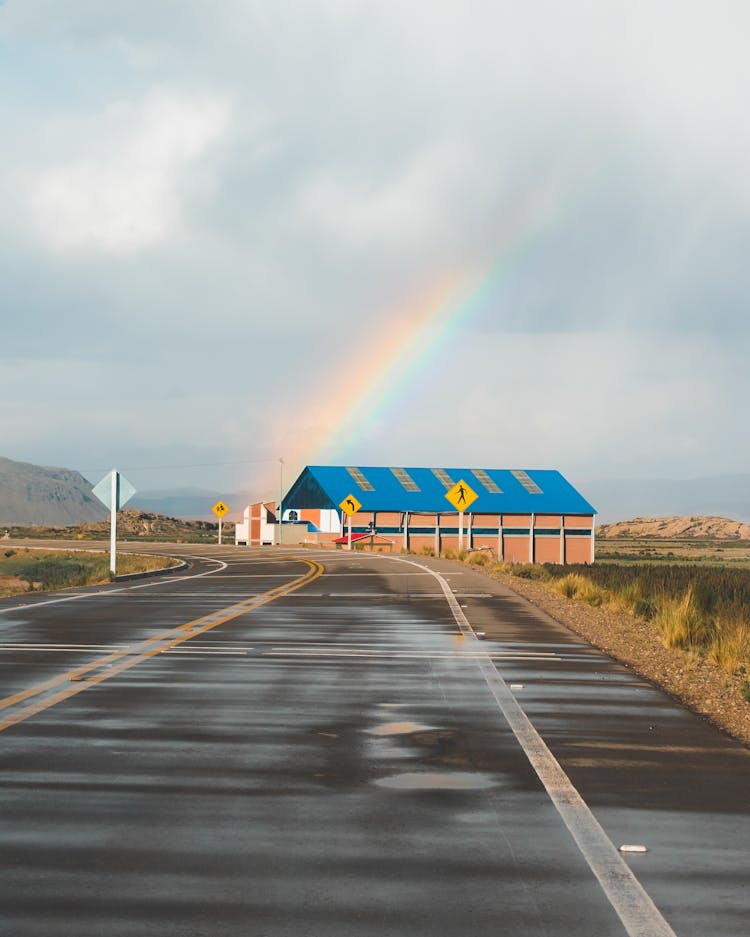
left=467, top=551, right=491, bottom=566
left=510, top=563, right=550, bottom=581
left=709, top=616, right=749, bottom=675
left=742, top=679, right=750, bottom=703
left=554, top=573, right=583, bottom=598
left=653, top=588, right=716, bottom=651
left=420, top=545, right=435, bottom=557
left=633, top=598, right=657, bottom=620
left=486, top=561, right=513, bottom=576
left=579, top=580, right=606, bottom=607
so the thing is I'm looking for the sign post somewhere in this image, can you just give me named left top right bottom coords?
left=92, top=469, right=137, bottom=576
left=444, top=479, right=478, bottom=555
left=339, top=493, right=362, bottom=551
left=212, top=500, right=229, bottom=544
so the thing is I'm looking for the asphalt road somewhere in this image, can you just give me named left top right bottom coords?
left=0, top=544, right=748, bottom=936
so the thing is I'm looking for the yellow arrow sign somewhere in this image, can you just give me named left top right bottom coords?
left=212, top=500, right=229, bottom=518
left=444, top=479, right=478, bottom=512
left=339, top=493, right=362, bottom=517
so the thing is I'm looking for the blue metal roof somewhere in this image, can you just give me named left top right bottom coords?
left=284, top=466, right=596, bottom=515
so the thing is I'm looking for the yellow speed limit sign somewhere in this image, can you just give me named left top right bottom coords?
left=212, top=500, right=229, bottom=518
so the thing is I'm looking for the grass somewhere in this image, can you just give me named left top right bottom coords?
left=596, top=535, right=750, bottom=568
left=403, top=535, right=750, bottom=705
left=0, top=549, right=178, bottom=597
left=510, top=561, right=750, bottom=680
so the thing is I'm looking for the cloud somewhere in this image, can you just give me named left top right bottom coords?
left=2, top=1, right=750, bottom=493
left=324, top=327, right=746, bottom=480
left=30, top=89, right=230, bottom=253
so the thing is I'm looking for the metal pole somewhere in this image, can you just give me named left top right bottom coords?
left=218, top=518, right=222, bottom=546
left=347, top=513, right=352, bottom=550
left=109, top=470, right=117, bottom=576
left=278, top=457, right=283, bottom=546
left=591, top=519, right=596, bottom=565
left=458, top=511, right=464, bottom=555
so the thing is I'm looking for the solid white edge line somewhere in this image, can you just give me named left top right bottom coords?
left=392, top=556, right=677, bottom=937
left=0, top=556, right=229, bottom=614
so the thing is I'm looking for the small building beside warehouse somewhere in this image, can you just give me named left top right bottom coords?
left=280, top=465, right=596, bottom=563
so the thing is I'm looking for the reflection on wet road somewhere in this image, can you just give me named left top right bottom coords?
left=0, top=546, right=748, bottom=936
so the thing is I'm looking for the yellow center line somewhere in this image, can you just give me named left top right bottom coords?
left=0, top=557, right=323, bottom=734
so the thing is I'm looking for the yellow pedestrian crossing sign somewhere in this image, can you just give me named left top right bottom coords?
left=444, top=479, right=478, bottom=512
left=339, top=493, right=362, bottom=517
left=212, top=500, right=229, bottom=518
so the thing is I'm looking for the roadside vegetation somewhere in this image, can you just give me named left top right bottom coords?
left=0, top=548, right=179, bottom=597
left=392, top=536, right=750, bottom=711
left=458, top=549, right=750, bottom=701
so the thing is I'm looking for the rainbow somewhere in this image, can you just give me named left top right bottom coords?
left=280, top=178, right=565, bottom=477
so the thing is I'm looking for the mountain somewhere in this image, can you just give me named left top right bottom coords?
left=0, top=456, right=107, bottom=526
left=4, top=454, right=748, bottom=528
left=582, top=475, right=750, bottom=525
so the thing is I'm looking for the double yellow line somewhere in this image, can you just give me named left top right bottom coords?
left=0, top=556, right=323, bottom=735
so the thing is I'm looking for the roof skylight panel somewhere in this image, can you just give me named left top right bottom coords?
left=472, top=469, right=502, bottom=494
left=390, top=467, right=420, bottom=492
left=346, top=467, right=375, bottom=491
left=431, top=468, right=455, bottom=489
left=510, top=470, right=542, bottom=494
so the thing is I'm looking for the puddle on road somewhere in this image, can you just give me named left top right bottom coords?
left=367, top=721, right=433, bottom=737
left=374, top=771, right=496, bottom=791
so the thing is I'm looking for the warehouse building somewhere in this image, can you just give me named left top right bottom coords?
left=281, top=465, right=596, bottom=563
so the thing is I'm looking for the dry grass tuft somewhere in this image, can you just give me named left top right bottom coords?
left=709, top=615, right=749, bottom=674
left=553, top=573, right=585, bottom=599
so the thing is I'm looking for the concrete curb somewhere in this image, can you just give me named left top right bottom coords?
left=114, top=559, right=188, bottom=582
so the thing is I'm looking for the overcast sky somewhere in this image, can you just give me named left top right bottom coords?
left=2, top=0, right=748, bottom=500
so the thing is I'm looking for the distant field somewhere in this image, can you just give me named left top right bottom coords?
left=596, top=536, right=750, bottom=567
left=0, top=548, right=179, bottom=597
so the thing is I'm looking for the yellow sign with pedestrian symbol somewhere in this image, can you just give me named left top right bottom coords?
left=339, top=493, right=362, bottom=517
left=444, top=479, right=478, bottom=512
left=212, top=500, right=229, bottom=518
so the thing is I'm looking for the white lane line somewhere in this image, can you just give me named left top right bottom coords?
left=304, top=592, right=492, bottom=598
left=0, top=643, right=129, bottom=652
left=264, top=649, right=558, bottom=661
left=394, top=557, right=678, bottom=937
left=115, top=592, right=264, bottom=598
left=268, top=642, right=557, bottom=655
left=0, top=556, right=229, bottom=615
left=0, top=641, right=253, bottom=654
left=160, top=649, right=248, bottom=656
left=203, top=572, right=305, bottom=576
left=320, top=572, right=435, bottom=577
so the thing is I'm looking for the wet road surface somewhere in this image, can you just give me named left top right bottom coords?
left=0, top=545, right=748, bottom=936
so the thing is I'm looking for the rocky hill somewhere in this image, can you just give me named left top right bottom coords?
left=598, top=516, right=750, bottom=539
left=0, top=456, right=107, bottom=526
left=5, top=508, right=223, bottom=543
left=75, top=509, right=221, bottom=541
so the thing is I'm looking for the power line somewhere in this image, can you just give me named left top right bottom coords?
left=77, top=457, right=283, bottom=474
